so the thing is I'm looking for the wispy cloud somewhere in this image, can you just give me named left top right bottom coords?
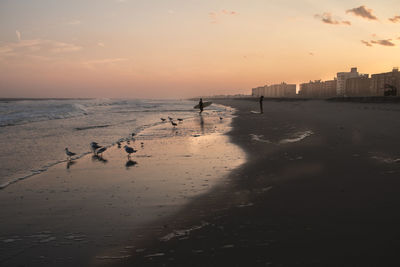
left=346, top=6, right=377, bottom=20
left=67, top=20, right=81, bottom=25
left=209, top=9, right=238, bottom=24
left=82, top=58, right=128, bottom=69
left=361, top=40, right=372, bottom=47
left=0, top=39, right=82, bottom=59
left=16, top=30, right=21, bottom=42
left=84, top=58, right=127, bottom=64
left=314, top=12, right=351, bottom=25
left=388, top=15, right=400, bottom=23
left=371, top=39, right=395, bottom=46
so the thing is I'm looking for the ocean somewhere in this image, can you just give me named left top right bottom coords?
left=0, top=98, right=229, bottom=189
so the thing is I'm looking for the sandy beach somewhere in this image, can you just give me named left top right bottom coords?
left=1, top=99, right=400, bottom=266
left=125, top=98, right=400, bottom=266
left=0, top=113, right=245, bottom=266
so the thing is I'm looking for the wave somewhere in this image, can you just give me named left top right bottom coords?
left=0, top=100, right=91, bottom=127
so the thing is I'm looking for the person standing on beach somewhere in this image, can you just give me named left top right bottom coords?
left=259, top=96, right=264, bottom=114
left=199, top=98, right=204, bottom=114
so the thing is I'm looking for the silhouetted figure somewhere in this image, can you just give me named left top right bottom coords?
left=199, top=98, right=204, bottom=114
left=259, top=96, right=264, bottom=114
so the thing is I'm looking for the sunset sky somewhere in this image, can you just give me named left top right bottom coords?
left=0, top=0, right=399, bottom=98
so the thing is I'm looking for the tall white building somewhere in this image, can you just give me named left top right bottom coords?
left=336, top=67, right=360, bottom=96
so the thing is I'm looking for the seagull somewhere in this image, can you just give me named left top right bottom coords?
left=96, top=147, right=107, bottom=156
left=160, top=118, right=166, bottom=122
left=90, top=142, right=102, bottom=153
left=124, top=145, right=137, bottom=158
left=65, top=148, right=76, bottom=160
left=177, top=118, right=183, bottom=122
left=170, top=120, right=177, bottom=127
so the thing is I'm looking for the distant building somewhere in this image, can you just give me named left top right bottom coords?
left=370, top=68, right=399, bottom=96
left=299, top=79, right=337, bottom=98
left=336, top=67, right=361, bottom=96
left=345, top=75, right=371, bottom=96
left=252, top=86, right=264, bottom=97
left=252, top=83, right=296, bottom=97
left=322, top=79, right=337, bottom=98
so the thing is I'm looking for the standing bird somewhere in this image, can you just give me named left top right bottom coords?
left=219, top=116, right=223, bottom=120
left=96, top=147, right=107, bottom=157
left=160, top=118, right=166, bottom=122
left=124, top=145, right=137, bottom=158
left=90, top=142, right=102, bottom=153
left=170, top=120, right=177, bottom=127
left=131, top=133, right=136, bottom=138
left=168, top=116, right=173, bottom=121
left=65, top=148, right=76, bottom=160
left=177, top=118, right=183, bottom=122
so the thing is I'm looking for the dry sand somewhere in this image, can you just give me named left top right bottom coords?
left=126, top=99, right=400, bottom=266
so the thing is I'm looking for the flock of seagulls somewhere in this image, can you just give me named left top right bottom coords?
left=65, top=114, right=225, bottom=161
left=160, top=116, right=186, bottom=128
left=65, top=132, right=139, bottom=161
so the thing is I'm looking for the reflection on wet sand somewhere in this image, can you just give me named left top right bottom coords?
left=200, top=114, right=204, bottom=134
left=66, top=160, right=76, bottom=169
left=92, top=155, right=108, bottom=163
left=126, top=160, right=138, bottom=168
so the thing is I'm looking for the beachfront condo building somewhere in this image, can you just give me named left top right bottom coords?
left=336, top=67, right=361, bottom=96
left=298, top=79, right=337, bottom=98
left=370, top=68, right=399, bottom=96
left=345, top=75, right=372, bottom=96
left=252, top=83, right=296, bottom=97
left=251, top=68, right=399, bottom=98
left=345, top=68, right=399, bottom=96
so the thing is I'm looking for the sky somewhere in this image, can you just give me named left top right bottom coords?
left=0, top=0, right=399, bottom=98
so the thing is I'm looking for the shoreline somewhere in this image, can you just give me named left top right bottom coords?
left=0, top=111, right=245, bottom=266
left=127, top=98, right=400, bottom=266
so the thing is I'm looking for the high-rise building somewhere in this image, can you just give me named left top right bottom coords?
left=252, top=83, right=296, bottom=97
left=299, top=79, right=337, bottom=98
left=370, top=68, right=399, bottom=96
left=336, top=67, right=361, bottom=96
left=345, top=75, right=371, bottom=96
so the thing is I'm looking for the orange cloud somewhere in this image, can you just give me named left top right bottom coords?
left=361, top=40, right=372, bottom=47
left=314, top=12, right=351, bottom=25
left=370, top=39, right=395, bottom=46
left=388, top=15, right=400, bottom=23
left=346, top=6, right=378, bottom=20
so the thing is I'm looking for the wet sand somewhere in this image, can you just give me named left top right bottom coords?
left=0, top=114, right=245, bottom=266
left=127, top=99, right=400, bottom=266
